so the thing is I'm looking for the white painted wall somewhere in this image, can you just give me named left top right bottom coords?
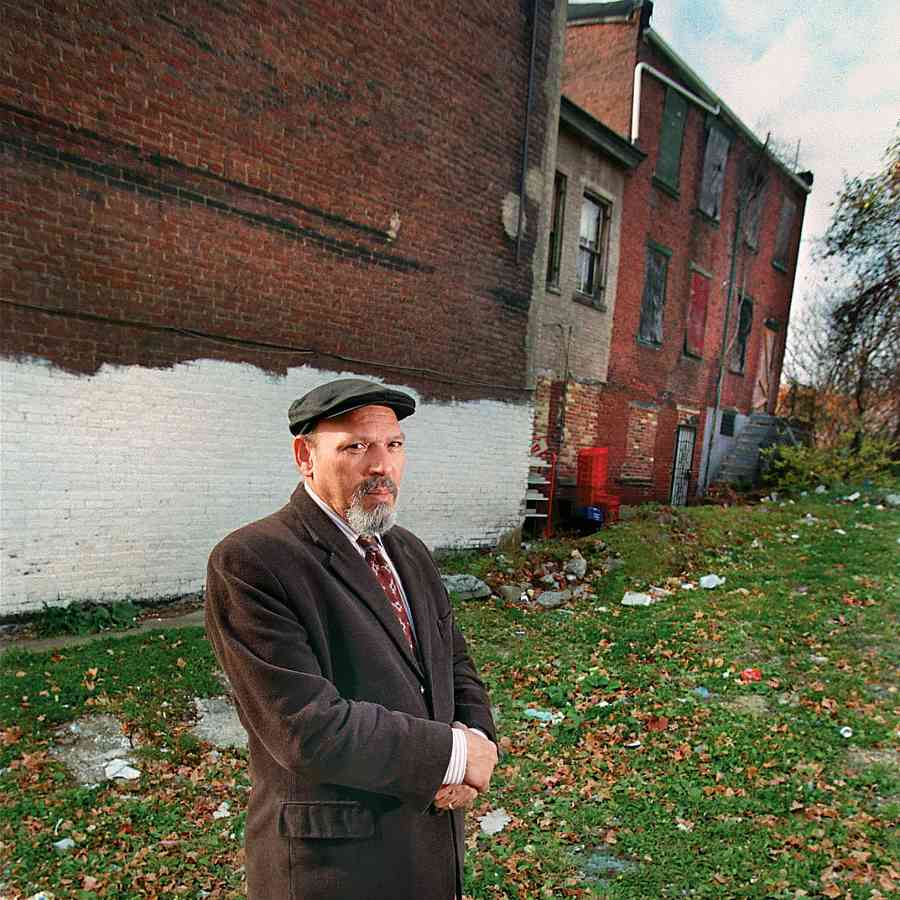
left=0, top=358, right=532, bottom=616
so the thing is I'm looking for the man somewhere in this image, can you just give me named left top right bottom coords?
left=205, top=378, right=498, bottom=899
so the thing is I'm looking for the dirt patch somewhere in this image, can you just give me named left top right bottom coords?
left=847, top=748, right=900, bottom=772
left=722, top=695, right=769, bottom=718
left=48, top=714, right=140, bottom=785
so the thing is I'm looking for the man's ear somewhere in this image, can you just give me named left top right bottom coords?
left=293, top=435, right=315, bottom=478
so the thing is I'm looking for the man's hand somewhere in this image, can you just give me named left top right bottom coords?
left=433, top=783, right=478, bottom=811
left=461, top=726, right=498, bottom=793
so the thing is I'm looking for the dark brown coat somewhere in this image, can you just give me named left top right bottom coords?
left=205, top=486, right=495, bottom=899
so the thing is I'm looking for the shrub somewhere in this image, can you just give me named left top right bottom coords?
left=32, top=599, right=140, bottom=637
left=762, top=432, right=897, bottom=491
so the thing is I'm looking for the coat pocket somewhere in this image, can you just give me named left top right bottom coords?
left=279, top=801, right=375, bottom=840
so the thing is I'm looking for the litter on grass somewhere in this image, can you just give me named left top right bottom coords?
left=839, top=726, right=854, bottom=739
left=699, top=574, right=725, bottom=589
left=621, top=591, right=654, bottom=607
left=478, top=808, right=512, bottom=835
left=524, top=708, right=565, bottom=725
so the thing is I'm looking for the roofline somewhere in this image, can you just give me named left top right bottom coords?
left=559, top=95, right=646, bottom=169
left=644, top=29, right=812, bottom=194
left=566, top=1, right=642, bottom=26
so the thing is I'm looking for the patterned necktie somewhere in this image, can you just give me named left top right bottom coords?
left=358, top=536, right=417, bottom=655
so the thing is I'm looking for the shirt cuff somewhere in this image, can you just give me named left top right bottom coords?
left=441, top=726, right=468, bottom=785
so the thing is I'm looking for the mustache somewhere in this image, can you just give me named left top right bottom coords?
left=353, top=476, right=398, bottom=501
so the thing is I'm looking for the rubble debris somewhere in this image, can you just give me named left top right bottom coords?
left=440, top=574, right=491, bottom=600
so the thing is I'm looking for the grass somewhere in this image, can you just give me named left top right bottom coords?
left=1, top=488, right=897, bottom=898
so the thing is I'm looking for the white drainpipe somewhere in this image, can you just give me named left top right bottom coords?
left=631, top=62, right=720, bottom=144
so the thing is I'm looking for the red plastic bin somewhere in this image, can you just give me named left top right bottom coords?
left=576, top=447, right=609, bottom=507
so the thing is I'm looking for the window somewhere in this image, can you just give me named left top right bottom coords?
left=720, top=410, right=736, bottom=437
left=684, top=267, right=710, bottom=357
left=575, top=193, right=611, bottom=304
left=698, top=125, right=730, bottom=219
left=638, top=241, right=671, bottom=345
left=742, top=166, right=767, bottom=249
left=731, top=296, right=753, bottom=373
left=772, top=196, right=797, bottom=270
left=546, top=172, right=567, bottom=287
left=654, top=88, right=688, bottom=193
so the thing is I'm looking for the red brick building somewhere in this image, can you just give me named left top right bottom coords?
left=532, top=1, right=811, bottom=509
left=0, top=1, right=566, bottom=615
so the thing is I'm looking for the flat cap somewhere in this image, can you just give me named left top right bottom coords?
left=289, top=378, right=416, bottom=435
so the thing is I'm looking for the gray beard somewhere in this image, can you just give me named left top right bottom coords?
left=346, top=477, right=398, bottom=536
left=346, top=500, right=397, bottom=537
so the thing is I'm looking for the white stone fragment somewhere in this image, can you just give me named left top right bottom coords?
left=104, top=758, right=140, bottom=780
left=478, top=808, right=512, bottom=835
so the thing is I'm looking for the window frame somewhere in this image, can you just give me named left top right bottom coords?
left=574, top=191, right=612, bottom=307
left=546, top=171, right=567, bottom=288
left=638, top=239, right=672, bottom=347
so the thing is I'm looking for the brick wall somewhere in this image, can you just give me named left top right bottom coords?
left=0, top=358, right=533, bottom=616
left=0, top=1, right=564, bottom=613
left=560, top=9, right=809, bottom=503
left=1, top=1, right=559, bottom=399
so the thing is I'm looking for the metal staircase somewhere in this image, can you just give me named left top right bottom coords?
left=714, top=413, right=784, bottom=486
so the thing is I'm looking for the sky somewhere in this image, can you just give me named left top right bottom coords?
left=571, top=0, right=900, bottom=319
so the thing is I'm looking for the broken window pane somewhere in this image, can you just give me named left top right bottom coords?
left=731, top=296, right=754, bottom=372
left=639, top=243, right=669, bottom=345
left=546, top=171, right=567, bottom=287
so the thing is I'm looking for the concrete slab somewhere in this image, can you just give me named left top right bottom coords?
left=191, top=696, right=248, bottom=750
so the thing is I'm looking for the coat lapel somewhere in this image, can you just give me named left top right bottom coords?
left=289, top=485, right=424, bottom=680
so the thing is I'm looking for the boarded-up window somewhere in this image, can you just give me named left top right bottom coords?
left=654, top=88, right=688, bottom=192
left=546, top=172, right=567, bottom=287
left=743, top=176, right=767, bottom=249
left=698, top=126, right=730, bottom=219
left=731, top=296, right=753, bottom=373
left=638, top=243, right=670, bottom=345
left=576, top=194, right=611, bottom=303
left=772, top=196, right=796, bottom=270
left=684, top=268, right=710, bottom=357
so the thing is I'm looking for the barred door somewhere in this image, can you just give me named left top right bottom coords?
left=670, top=426, right=696, bottom=506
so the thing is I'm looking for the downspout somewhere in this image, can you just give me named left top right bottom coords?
left=702, top=201, right=743, bottom=493
left=516, top=0, right=540, bottom=263
left=630, top=62, right=719, bottom=144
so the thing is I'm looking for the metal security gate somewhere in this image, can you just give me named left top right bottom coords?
left=670, top=426, right=696, bottom=506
